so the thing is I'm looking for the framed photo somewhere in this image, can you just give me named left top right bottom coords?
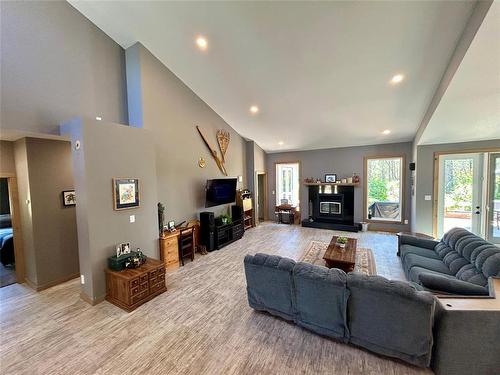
left=167, top=221, right=176, bottom=232
left=116, top=242, right=131, bottom=257
left=62, top=190, right=76, bottom=206
left=324, top=174, right=337, bottom=183
left=113, top=178, right=140, bottom=210
left=121, top=242, right=131, bottom=255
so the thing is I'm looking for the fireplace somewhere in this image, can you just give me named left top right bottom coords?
left=302, top=185, right=358, bottom=232
left=320, top=201, right=341, bottom=215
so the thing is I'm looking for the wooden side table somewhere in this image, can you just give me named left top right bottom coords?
left=105, top=257, right=166, bottom=312
left=159, top=222, right=199, bottom=269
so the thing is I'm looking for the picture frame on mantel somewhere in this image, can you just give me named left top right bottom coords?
left=113, top=178, right=140, bottom=210
left=324, top=174, right=337, bottom=183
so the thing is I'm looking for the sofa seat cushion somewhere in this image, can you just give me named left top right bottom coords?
left=408, top=266, right=456, bottom=285
left=404, top=254, right=452, bottom=276
left=418, top=273, right=489, bottom=295
left=293, top=262, right=349, bottom=341
left=400, top=244, right=441, bottom=261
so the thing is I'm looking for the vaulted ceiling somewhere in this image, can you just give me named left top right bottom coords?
left=69, top=1, right=487, bottom=152
left=419, top=2, right=500, bottom=145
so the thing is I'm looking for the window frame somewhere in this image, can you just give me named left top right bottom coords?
left=363, top=155, right=406, bottom=224
left=275, top=161, right=301, bottom=210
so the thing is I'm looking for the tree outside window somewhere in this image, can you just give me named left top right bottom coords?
left=366, top=157, right=403, bottom=222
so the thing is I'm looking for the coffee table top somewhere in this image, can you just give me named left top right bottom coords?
left=323, top=236, right=357, bottom=266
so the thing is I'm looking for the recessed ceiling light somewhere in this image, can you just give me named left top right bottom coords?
left=196, top=36, right=208, bottom=50
left=390, top=74, right=404, bottom=84
left=382, top=129, right=391, bottom=135
left=250, top=105, right=259, bottom=114
left=95, top=116, right=102, bottom=121
left=278, top=141, right=284, bottom=145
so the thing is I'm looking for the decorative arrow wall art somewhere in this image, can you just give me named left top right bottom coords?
left=196, top=125, right=229, bottom=176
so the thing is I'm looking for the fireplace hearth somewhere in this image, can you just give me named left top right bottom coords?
left=302, top=184, right=359, bottom=232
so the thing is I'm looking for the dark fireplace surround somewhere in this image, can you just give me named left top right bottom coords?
left=302, top=185, right=359, bottom=232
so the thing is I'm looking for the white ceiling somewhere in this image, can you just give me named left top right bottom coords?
left=419, top=2, right=500, bottom=145
left=69, top=1, right=476, bottom=152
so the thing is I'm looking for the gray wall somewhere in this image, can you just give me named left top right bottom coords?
left=267, top=142, right=413, bottom=232
left=245, top=141, right=267, bottom=223
left=0, top=141, right=16, bottom=175
left=0, top=1, right=127, bottom=135
left=254, top=143, right=266, bottom=173
left=61, top=118, right=158, bottom=302
left=414, top=139, right=500, bottom=235
left=13, top=138, right=79, bottom=288
left=127, top=43, right=248, bottom=223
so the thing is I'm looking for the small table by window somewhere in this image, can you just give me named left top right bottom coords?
left=275, top=204, right=297, bottom=224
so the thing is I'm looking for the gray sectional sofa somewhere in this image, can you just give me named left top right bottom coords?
left=244, top=253, right=436, bottom=367
left=400, top=228, right=500, bottom=295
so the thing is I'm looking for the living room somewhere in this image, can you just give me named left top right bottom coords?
left=0, top=1, right=499, bottom=375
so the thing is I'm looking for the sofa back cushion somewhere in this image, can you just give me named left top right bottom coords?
left=437, top=228, right=500, bottom=286
left=293, top=262, right=349, bottom=341
left=346, top=273, right=436, bottom=367
left=244, top=253, right=296, bottom=320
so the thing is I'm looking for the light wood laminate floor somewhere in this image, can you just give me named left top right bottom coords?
left=0, top=223, right=432, bottom=375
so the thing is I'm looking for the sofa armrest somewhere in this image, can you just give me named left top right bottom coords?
left=419, top=273, right=489, bottom=296
left=400, top=234, right=439, bottom=250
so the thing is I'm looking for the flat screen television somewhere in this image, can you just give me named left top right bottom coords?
left=205, top=178, right=237, bottom=208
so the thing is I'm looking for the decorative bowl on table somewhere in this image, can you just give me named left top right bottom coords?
left=336, top=236, right=348, bottom=250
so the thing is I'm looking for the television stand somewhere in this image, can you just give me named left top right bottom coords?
left=215, top=219, right=244, bottom=249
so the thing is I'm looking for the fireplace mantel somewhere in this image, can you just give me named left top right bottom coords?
left=304, top=182, right=360, bottom=187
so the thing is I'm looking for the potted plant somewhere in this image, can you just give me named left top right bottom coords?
left=336, top=236, right=348, bottom=249
left=217, top=214, right=232, bottom=226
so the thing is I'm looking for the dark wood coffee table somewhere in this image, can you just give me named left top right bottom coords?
left=323, top=236, right=357, bottom=272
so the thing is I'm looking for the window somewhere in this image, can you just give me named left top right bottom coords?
left=365, top=156, right=404, bottom=222
left=276, top=162, right=300, bottom=208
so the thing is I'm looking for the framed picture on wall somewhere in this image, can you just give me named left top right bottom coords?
left=324, top=174, right=337, bottom=183
left=62, top=190, right=76, bottom=206
left=113, top=178, right=140, bottom=210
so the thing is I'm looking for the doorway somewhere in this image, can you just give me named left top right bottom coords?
left=256, top=172, right=267, bottom=223
left=0, top=177, right=23, bottom=287
left=487, top=153, right=500, bottom=244
left=435, top=151, right=500, bottom=243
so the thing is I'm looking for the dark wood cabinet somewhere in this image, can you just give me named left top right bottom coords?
left=105, top=257, right=166, bottom=312
left=215, top=219, right=244, bottom=249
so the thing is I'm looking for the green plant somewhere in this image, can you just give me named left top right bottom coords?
left=368, top=178, right=388, bottom=202
left=218, top=214, right=232, bottom=225
left=336, top=236, right=348, bottom=245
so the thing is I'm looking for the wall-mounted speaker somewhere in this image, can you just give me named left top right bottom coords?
left=409, top=162, right=416, bottom=171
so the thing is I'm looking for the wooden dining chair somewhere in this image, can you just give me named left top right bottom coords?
left=178, top=227, right=195, bottom=266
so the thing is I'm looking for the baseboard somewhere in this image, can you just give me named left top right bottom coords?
left=25, top=273, right=80, bottom=292
left=24, top=277, right=38, bottom=290
left=80, top=292, right=106, bottom=306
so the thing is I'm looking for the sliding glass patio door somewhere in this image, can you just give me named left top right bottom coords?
left=487, top=153, right=500, bottom=244
left=437, top=153, right=483, bottom=238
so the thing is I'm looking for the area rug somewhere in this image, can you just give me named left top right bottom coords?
left=299, top=241, right=377, bottom=275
